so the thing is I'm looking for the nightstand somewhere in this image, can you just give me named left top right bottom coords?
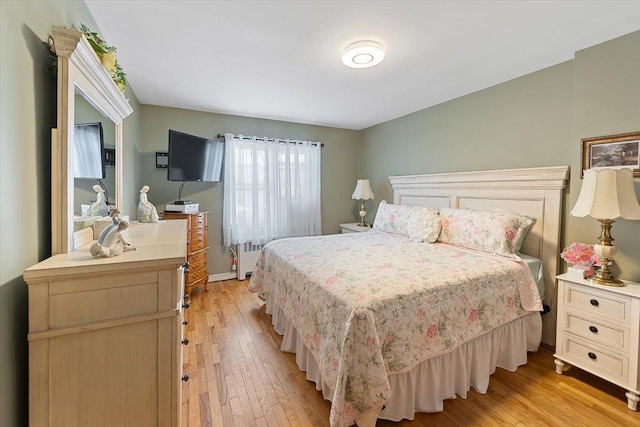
left=554, top=273, right=640, bottom=411
left=340, top=223, right=371, bottom=233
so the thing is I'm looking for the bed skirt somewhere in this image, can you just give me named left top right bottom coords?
left=265, top=296, right=542, bottom=422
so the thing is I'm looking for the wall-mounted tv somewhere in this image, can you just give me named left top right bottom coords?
left=167, top=130, right=224, bottom=182
left=74, top=122, right=105, bottom=179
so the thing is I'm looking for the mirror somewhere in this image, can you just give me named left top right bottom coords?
left=51, top=26, right=132, bottom=254
left=73, top=91, right=116, bottom=218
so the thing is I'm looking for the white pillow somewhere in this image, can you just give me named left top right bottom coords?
left=373, top=201, right=441, bottom=242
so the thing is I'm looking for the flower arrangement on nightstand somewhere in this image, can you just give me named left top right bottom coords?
left=560, top=242, right=602, bottom=279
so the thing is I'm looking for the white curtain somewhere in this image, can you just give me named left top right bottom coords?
left=223, top=133, right=322, bottom=246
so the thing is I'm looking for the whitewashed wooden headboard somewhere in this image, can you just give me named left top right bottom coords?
left=389, top=166, right=570, bottom=346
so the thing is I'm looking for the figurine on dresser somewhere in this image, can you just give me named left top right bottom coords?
left=90, top=220, right=135, bottom=257
left=89, top=184, right=109, bottom=217
left=138, top=185, right=159, bottom=223
left=97, top=208, right=122, bottom=244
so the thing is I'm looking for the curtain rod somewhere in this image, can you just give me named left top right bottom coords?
left=217, top=133, right=324, bottom=148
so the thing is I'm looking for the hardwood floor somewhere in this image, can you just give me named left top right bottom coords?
left=182, top=279, right=640, bottom=427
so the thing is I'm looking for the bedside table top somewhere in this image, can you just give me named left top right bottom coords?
left=340, top=223, right=371, bottom=232
left=557, top=273, right=640, bottom=298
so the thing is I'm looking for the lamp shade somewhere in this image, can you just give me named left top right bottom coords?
left=352, top=179, right=374, bottom=200
left=571, top=168, right=640, bottom=220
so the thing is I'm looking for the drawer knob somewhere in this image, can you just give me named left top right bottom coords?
left=182, top=338, right=189, bottom=346
left=590, top=299, right=599, bottom=307
left=182, top=301, right=191, bottom=309
left=183, top=320, right=189, bottom=326
left=588, top=352, right=597, bottom=360
left=182, top=374, right=190, bottom=382
left=183, top=262, right=191, bottom=269
left=589, top=326, right=598, bottom=334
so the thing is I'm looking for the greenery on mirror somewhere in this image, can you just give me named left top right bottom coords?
left=47, top=24, right=127, bottom=92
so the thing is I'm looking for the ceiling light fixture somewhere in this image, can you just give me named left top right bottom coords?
left=342, top=40, right=385, bottom=69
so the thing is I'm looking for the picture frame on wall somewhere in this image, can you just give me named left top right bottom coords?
left=581, top=131, right=640, bottom=178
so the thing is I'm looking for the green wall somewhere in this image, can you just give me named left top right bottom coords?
left=0, top=2, right=141, bottom=426
left=570, top=32, right=640, bottom=281
left=361, top=31, right=640, bottom=282
left=140, top=105, right=361, bottom=274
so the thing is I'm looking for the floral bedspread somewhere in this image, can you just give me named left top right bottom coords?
left=248, top=230, right=541, bottom=427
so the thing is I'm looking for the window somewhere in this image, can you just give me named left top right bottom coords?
left=222, top=134, right=322, bottom=246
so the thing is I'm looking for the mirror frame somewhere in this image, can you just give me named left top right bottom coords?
left=51, top=26, right=132, bottom=254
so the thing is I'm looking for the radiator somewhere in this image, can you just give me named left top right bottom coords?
left=237, top=242, right=265, bottom=280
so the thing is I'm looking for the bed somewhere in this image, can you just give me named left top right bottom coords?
left=249, top=166, right=569, bottom=426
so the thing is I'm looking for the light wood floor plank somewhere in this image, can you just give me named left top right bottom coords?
left=183, top=279, right=640, bottom=426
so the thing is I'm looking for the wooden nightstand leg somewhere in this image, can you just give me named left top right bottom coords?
left=554, top=358, right=565, bottom=375
left=626, top=391, right=640, bottom=411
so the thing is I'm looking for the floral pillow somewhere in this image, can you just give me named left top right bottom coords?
left=373, top=201, right=441, bottom=242
left=437, top=208, right=535, bottom=259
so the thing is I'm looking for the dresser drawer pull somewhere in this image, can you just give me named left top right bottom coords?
left=590, top=299, right=599, bottom=307
left=183, top=320, right=189, bottom=326
left=182, top=374, right=190, bottom=382
left=182, top=338, right=189, bottom=346
left=588, top=352, right=597, bottom=360
left=589, top=326, right=598, bottom=333
left=182, top=301, right=191, bottom=309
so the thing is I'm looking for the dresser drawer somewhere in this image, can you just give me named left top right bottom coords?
left=48, top=271, right=159, bottom=328
left=186, top=266, right=208, bottom=285
left=191, top=213, right=206, bottom=229
left=189, top=228, right=206, bottom=241
left=188, top=235, right=207, bottom=252
left=565, top=312, right=628, bottom=352
left=564, top=284, right=630, bottom=323
left=188, top=257, right=206, bottom=274
left=189, top=250, right=207, bottom=264
left=560, top=334, right=628, bottom=384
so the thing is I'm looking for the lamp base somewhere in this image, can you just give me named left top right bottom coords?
left=357, top=199, right=368, bottom=228
left=587, top=223, right=625, bottom=287
left=588, top=263, right=624, bottom=287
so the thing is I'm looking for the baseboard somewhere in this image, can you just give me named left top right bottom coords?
left=208, top=272, right=238, bottom=282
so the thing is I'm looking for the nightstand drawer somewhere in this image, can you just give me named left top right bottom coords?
left=565, top=284, right=630, bottom=323
left=565, top=312, right=628, bottom=352
left=561, top=334, right=628, bottom=383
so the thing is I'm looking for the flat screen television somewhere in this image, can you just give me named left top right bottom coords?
left=167, top=130, right=224, bottom=182
left=73, top=122, right=105, bottom=179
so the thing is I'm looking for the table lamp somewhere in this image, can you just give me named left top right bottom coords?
left=352, top=179, right=374, bottom=228
left=571, top=168, right=640, bottom=286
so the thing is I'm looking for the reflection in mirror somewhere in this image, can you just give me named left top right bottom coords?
left=74, top=91, right=116, bottom=219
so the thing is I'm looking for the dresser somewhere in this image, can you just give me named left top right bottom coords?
left=554, top=273, right=640, bottom=411
left=163, top=212, right=209, bottom=293
left=340, top=223, right=371, bottom=233
left=24, top=221, right=190, bottom=426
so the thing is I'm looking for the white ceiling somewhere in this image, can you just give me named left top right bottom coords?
left=85, top=1, right=640, bottom=131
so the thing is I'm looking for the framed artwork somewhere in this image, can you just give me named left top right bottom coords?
left=581, top=131, right=640, bottom=178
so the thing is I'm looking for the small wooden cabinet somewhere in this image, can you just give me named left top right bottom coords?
left=163, top=212, right=209, bottom=293
left=554, top=273, right=640, bottom=411
left=24, top=221, right=190, bottom=426
left=340, top=223, right=371, bottom=233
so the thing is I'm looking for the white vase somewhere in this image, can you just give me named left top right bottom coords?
left=567, top=265, right=590, bottom=280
